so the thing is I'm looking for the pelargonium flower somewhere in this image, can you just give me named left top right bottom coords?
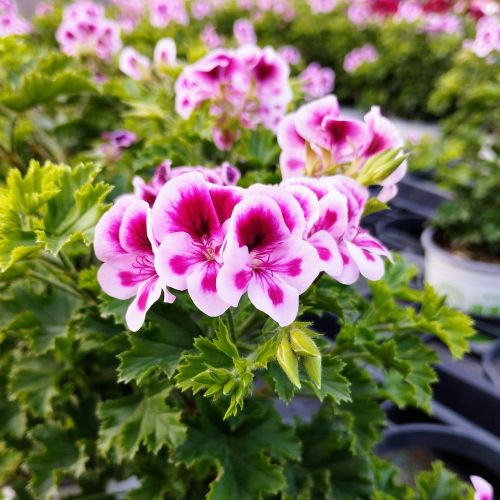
left=191, top=0, right=212, bottom=19
left=0, top=10, right=31, bottom=36
left=343, top=44, right=379, bottom=73
left=233, top=18, right=257, bottom=45
left=307, top=0, right=338, bottom=14
left=470, top=475, right=493, bottom=500
left=133, top=161, right=241, bottom=206
left=100, top=129, right=137, bottom=161
left=34, top=2, right=54, bottom=17
left=464, top=15, right=500, bottom=57
left=150, top=0, right=188, bottom=27
left=277, top=95, right=405, bottom=201
left=153, top=172, right=244, bottom=316
left=299, top=62, right=335, bottom=100
left=278, top=45, right=301, bottom=65
left=154, top=37, right=177, bottom=67
left=422, top=12, right=462, bottom=35
left=217, top=189, right=319, bottom=326
left=282, top=175, right=391, bottom=284
left=175, top=45, right=292, bottom=149
left=56, top=0, right=121, bottom=61
left=200, top=24, right=225, bottom=49
left=119, top=47, right=151, bottom=80
left=95, top=198, right=175, bottom=331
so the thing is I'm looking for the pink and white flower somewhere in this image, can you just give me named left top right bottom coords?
left=470, top=475, right=493, bottom=500
left=154, top=38, right=177, bottom=67
left=95, top=199, right=174, bottom=331
left=217, top=191, right=320, bottom=326
left=100, top=129, right=137, bottom=161
left=299, top=62, right=336, bottom=100
left=150, top=0, right=188, bottom=28
left=233, top=18, right=257, bottom=45
left=119, top=47, right=151, bottom=80
left=343, top=44, right=379, bottom=73
left=153, top=172, right=244, bottom=316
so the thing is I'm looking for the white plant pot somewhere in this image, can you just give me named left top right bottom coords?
left=421, top=228, right=500, bottom=317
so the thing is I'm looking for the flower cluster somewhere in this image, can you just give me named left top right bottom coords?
left=175, top=46, right=292, bottom=149
left=278, top=95, right=406, bottom=201
left=150, top=0, right=188, bottom=28
left=299, top=62, right=336, bottom=99
left=343, top=44, right=379, bottom=73
left=95, top=165, right=389, bottom=330
left=0, top=0, right=30, bottom=37
left=233, top=18, right=257, bottom=45
left=56, top=0, right=121, bottom=62
left=463, top=15, right=500, bottom=58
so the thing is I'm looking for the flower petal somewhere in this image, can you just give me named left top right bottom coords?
left=119, top=200, right=154, bottom=255
left=248, top=274, right=299, bottom=327
left=228, top=194, right=291, bottom=251
left=267, top=239, right=320, bottom=293
left=247, top=184, right=306, bottom=237
left=345, top=240, right=385, bottom=281
left=279, top=150, right=306, bottom=179
left=283, top=184, right=320, bottom=232
left=277, top=112, right=305, bottom=151
left=308, top=230, right=342, bottom=277
left=126, top=276, right=163, bottom=332
left=334, top=244, right=360, bottom=285
left=152, top=171, right=221, bottom=242
left=94, top=196, right=134, bottom=262
left=155, top=232, right=203, bottom=290
left=217, top=243, right=252, bottom=307
left=97, top=255, right=145, bottom=300
left=313, top=190, right=348, bottom=239
left=295, top=95, right=340, bottom=146
left=208, top=184, right=245, bottom=228
left=186, top=260, right=230, bottom=316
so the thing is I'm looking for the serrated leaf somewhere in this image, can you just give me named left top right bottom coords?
left=417, top=285, right=475, bottom=359
left=7, top=282, right=82, bottom=352
left=98, top=387, right=186, bottom=459
left=118, top=319, right=196, bottom=384
left=2, top=70, right=97, bottom=112
left=8, top=354, right=59, bottom=417
left=415, top=461, right=473, bottom=499
left=176, top=400, right=300, bottom=500
left=267, top=361, right=296, bottom=404
left=26, top=425, right=87, bottom=499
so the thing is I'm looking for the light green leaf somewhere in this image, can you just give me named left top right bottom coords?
left=98, top=387, right=186, bottom=459
left=2, top=71, right=97, bottom=112
left=0, top=442, right=22, bottom=482
left=417, top=285, right=475, bottom=359
left=415, top=461, right=473, bottom=499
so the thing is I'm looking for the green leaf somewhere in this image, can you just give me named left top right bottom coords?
left=0, top=161, right=111, bottom=271
left=98, top=387, right=186, bottom=459
left=7, top=282, right=82, bottom=352
left=26, top=425, right=86, bottom=499
left=267, top=361, right=296, bottom=404
left=2, top=71, right=97, bottom=112
left=415, top=461, right=473, bottom=499
left=118, top=317, right=196, bottom=384
left=8, top=354, right=59, bottom=417
left=310, top=355, right=351, bottom=404
left=417, top=285, right=475, bottom=359
left=363, top=198, right=389, bottom=217
left=0, top=442, right=22, bottom=482
left=176, top=321, right=255, bottom=419
left=176, top=400, right=300, bottom=500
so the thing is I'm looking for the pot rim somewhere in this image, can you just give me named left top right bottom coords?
left=421, top=227, right=500, bottom=274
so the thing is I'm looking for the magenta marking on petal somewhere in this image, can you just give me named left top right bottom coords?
left=362, top=249, right=375, bottom=261
left=342, top=253, right=350, bottom=264
left=317, top=246, right=331, bottom=261
left=170, top=255, right=190, bottom=275
left=137, top=278, right=155, bottom=311
left=282, top=257, right=302, bottom=277
left=123, top=211, right=151, bottom=254
left=268, top=283, right=284, bottom=306
left=235, top=206, right=284, bottom=250
left=234, top=270, right=250, bottom=290
left=201, top=263, right=217, bottom=292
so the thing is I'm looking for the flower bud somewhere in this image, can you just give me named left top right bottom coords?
left=303, top=356, right=322, bottom=389
left=277, top=337, right=301, bottom=388
left=357, top=148, right=408, bottom=186
left=290, top=328, right=321, bottom=358
left=223, top=379, right=237, bottom=396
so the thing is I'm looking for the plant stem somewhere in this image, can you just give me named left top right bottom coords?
left=226, top=309, right=236, bottom=339
left=29, top=270, right=84, bottom=300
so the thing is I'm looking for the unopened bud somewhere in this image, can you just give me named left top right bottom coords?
left=303, top=356, right=322, bottom=389
left=277, top=337, right=301, bottom=389
left=290, top=329, right=321, bottom=358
